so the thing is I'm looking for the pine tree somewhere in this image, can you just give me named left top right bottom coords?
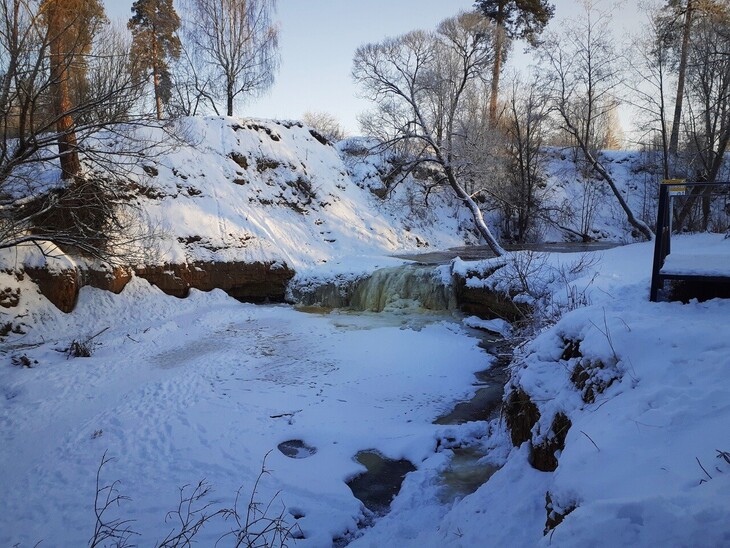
left=41, top=0, right=106, bottom=179
left=475, top=0, right=554, bottom=122
left=128, top=0, right=181, bottom=120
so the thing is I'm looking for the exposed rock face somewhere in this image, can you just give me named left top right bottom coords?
left=134, top=261, right=294, bottom=302
left=531, top=413, right=572, bottom=472
left=84, top=266, right=133, bottom=294
left=453, top=275, right=530, bottom=322
left=504, top=388, right=541, bottom=447
left=25, top=267, right=80, bottom=313
left=20, top=261, right=295, bottom=313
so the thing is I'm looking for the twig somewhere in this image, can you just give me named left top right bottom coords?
left=696, top=457, right=713, bottom=480
left=580, top=430, right=600, bottom=452
left=86, top=327, right=110, bottom=343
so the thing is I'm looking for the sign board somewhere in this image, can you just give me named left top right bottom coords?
left=668, top=185, right=686, bottom=196
left=662, top=179, right=687, bottom=196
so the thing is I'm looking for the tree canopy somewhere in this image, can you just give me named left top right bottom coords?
left=129, top=0, right=182, bottom=119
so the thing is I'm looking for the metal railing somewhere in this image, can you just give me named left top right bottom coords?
left=650, top=180, right=730, bottom=301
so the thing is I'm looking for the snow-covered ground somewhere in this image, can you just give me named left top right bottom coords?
left=3, top=237, right=730, bottom=547
left=0, top=275, right=490, bottom=547
left=3, top=115, right=729, bottom=546
left=352, top=239, right=730, bottom=547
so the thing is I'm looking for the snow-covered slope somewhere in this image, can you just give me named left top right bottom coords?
left=117, top=117, right=471, bottom=275
left=3, top=236, right=729, bottom=547
left=352, top=235, right=730, bottom=547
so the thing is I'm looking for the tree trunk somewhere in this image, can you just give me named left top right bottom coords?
left=227, top=82, right=234, bottom=117
left=668, top=0, right=693, bottom=160
left=47, top=1, right=80, bottom=180
left=443, top=163, right=506, bottom=256
left=490, top=24, right=505, bottom=123
left=152, top=34, right=163, bottom=120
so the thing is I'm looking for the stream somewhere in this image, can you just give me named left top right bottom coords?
left=290, top=241, right=621, bottom=537
left=290, top=259, right=512, bottom=533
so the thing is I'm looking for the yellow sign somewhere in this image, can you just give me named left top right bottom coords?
left=662, top=179, right=687, bottom=196
left=668, top=185, right=686, bottom=195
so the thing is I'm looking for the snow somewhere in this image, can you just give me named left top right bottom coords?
left=112, top=117, right=470, bottom=276
left=4, top=238, right=730, bottom=547
left=661, top=233, right=730, bottom=276
left=347, top=241, right=730, bottom=547
left=0, top=277, right=491, bottom=547
left=2, top=117, right=729, bottom=546
left=462, top=316, right=511, bottom=337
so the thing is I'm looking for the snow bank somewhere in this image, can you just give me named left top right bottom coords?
left=353, top=239, right=730, bottom=547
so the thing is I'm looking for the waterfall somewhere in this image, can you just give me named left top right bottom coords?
left=349, top=265, right=456, bottom=312
left=290, top=264, right=456, bottom=312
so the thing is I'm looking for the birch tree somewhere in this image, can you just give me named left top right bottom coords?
left=184, top=0, right=278, bottom=117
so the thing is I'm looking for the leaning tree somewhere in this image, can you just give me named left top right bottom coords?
left=540, top=2, right=654, bottom=241
left=353, top=12, right=506, bottom=256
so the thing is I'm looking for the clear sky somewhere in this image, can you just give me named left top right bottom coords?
left=104, top=0, right=644, bottom=135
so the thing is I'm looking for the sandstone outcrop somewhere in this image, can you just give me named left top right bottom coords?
left=22, top=261, right=294, bottom=313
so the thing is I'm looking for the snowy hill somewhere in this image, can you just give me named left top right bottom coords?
left=1, top=116, right=478, bottom=314
left=119, top=116, right=473, bottom=274
left=3, top=115, right=729, bottom=547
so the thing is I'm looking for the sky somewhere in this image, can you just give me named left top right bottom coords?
left=104, top=0, right=645, bottom=135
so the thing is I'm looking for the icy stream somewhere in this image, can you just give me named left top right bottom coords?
left=0, top=272, right=507, bottom=548
left=288, top=262, right=510, bottom=533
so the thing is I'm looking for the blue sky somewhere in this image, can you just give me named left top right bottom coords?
left=104, top=0, right=643, bottom=134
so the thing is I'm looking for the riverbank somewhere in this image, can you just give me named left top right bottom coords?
left=2, top=238, right=730, bottom=546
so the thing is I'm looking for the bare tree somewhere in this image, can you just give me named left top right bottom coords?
left=353, top=12, right=506, bottom=256
left=626, top=4, right=675, bottom=180
left=540, top=1, right=654, bottom=240
left=499, top=73, right=551, bottom=242
left=301, top=110, right=345, bottom=142
left=167, top=39, right=218, bottom=116
left=81, top=22, right=145, bottom=124
left=666, top=0, right=695, bottom=159
left=674, top=3, right=730, bottom=229
left=183, top=0, right=279, bottom=117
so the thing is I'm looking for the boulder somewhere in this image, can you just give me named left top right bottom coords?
left=84, top=266, right=133, bottom=294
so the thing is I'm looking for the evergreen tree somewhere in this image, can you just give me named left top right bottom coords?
left=41, top=0, right=106, bottom=179
left=128, top=0, right=181, bottom=120
left=475, top=0, right=554, bottom=122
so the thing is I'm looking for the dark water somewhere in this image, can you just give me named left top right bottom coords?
left=346, top=450, right=416, bottom=515
left=278, top=439, right=317, bottom=459
left=395, top=241, right=621, bottom=265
